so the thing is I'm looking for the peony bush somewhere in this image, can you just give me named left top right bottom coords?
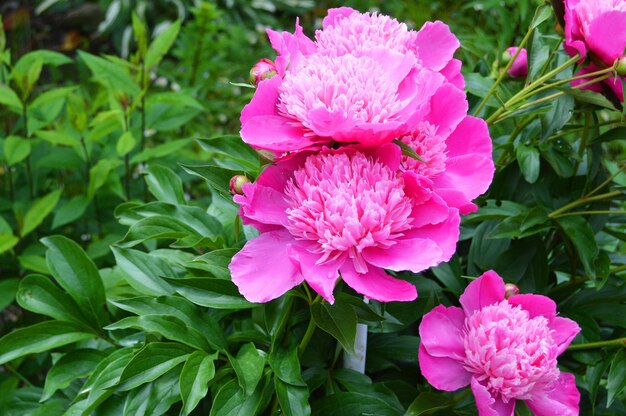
left=1, top=1, right=626, bottom=415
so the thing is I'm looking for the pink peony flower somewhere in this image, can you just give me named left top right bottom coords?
left=250, top=58, right=277, bottom=85
left=504, top=47, right=528, bottom=78
left=564, top=0, right=626, bottom=101
left=418, top=270, right=581, bottom=416
left=240, top=8, right=468, bottom=155
left=228, top=144, right=460, bottom=303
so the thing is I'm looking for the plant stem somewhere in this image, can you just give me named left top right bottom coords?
left=548, top=191, right=622, bottom=218
left=80, top=136, right=102, bottom=236
left=474, top=27, right=535, bottom=115
left=610, top=264, right=626, bottom=274
left=4, top=364, right=34, bottom=387
left=586, top=163, right=626, bottom=197
left=298, top=294, right=321, bottom=357
left=5, top=163, right=14, bottom=201
left=567, top=337, right=626, bottom=351
left=22, top=103, right=34, bottom=198
left=552, top=210, right=626, bottom=218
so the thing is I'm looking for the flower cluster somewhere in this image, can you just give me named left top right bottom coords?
left=419, top=271, right=581, bottom=415
left=230, top=8, right=494, bottom=303
left=564, top=0, right=626, bottom=101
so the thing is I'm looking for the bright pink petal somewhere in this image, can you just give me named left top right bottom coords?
left=229, top=230, right=303, bottom=303
left=418, top=344, right=471, bottom=391
left=506, top=47, right=528, bottom=78
left=440, top=58, right=465, bottom=89
left=240, top=76, right=281, bottom=125
left=362, top=237, right=442, bottom=273
left=549, top=316, right=581, bottom=355
left=266, top=19, right=316, bottom=75
left=508, top=294, right=556, bottom=321
left=241, top=115, right=313, bottom=152
left=571, top=64, right=604, bottom=93
left=340, top=261, right=417, bottom=302
left=288, top=243, right=342, bottom=304
left=404, top=209, right=461, bottom=263
left=432, top=188, right=478, bottom=215
left=526, top=373, right=580, bottom=416
left=236, top=182, right=289, bottom=228
left=585, top=11, right=626, bottom=65
left=471, top=378, right=515, bottom=416
left=460, top=270, right=505, bottom=316
left=605, top=75, right=625, bottom=102
left=445, top=116, right=493, bottom=158
left=413, top=21, right=460, bottom=71
left=419, top=305, right=465, bottom=359
left=425, top=83, right=468, bottom=138
left=322, top=7, right=356, bottom=28
left=406, top=187, right=451, bottom=228
left=433, top=154, right=494, bottom=212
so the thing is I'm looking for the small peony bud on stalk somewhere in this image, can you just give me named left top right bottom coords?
left=230, top=175, right=251, bottom=195
left=616, top=56, right=626, bottom=76
left=504, top=282, right=520, bottom=299
left=250, top=58, right=277, bottom=85
left=504, top=47, right=528, bottom=78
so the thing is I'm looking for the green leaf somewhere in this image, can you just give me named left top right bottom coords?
left=118, top=342, right=191, bottom=391
left=392, top=139, right=424, bottom=162
left=197, top=135, right=260, bottom=174
left=132, top=13, right=148, bottom=57
left=41, top=349, right=106, bottom=401
left=51, top=195, right=90, bottom=229
left=404, top=392, right=451, bottom=415
left=232, top=343, right=265, bottom=395
left=145, top=21, right=181, bottom=69
left=181, top=163, right=241, bottom=198
left=4, top=135, right=31, bottom=166
left=209, top=377, right=269, bottom=416
left=311, top=301, right=357, bottom=353
left=42, top=235, right=107, bottom=328
left=516, top=143, right=540, bottom=184
left=16, top=274, right=87, bottom=325
left=34, top=130, right=80, bottom=146
left=111, top=246, right=174, bottom=296
left=78, top=51, right=140, bottom=97
left=165, top=277, right=257, bottom=309
left=130, top=138, right=192, bottom=164
left=608, top=349, right=626, bottom=407
left=0, top=233, right=19, bottom=255
left=312, top=392, right=401, bottom=416
left=275, top=378, right=311, bottom=416
left=123, top=365, right=182, bottom=415
left=115, top=131, right=136, bottom=156
left=0, top=278, right=19, bottom=310
left=530, top=4, right=552, bottom=29
left=0, top=321, right=94, bottom=365
left=269, top=346, right=307, bottom=387
left=0, top=85, right=23, bottom=111
left=109, top=295, right=227, bottom=350
left=557, top=216, right=599, bottom=280
left=557, top=86, right=618, bottom=110
left=145, top=165, right=185, bottom=205
left=87, top=158, right=123, bottom=200
left=191, top=249, right=237, bottom=279
left=20, top=189, right=62, bottom=237
left=105, top=315, right=211, bottom=351
left=18, top=255, right=49, bottom=274
left=179, top=351, right=218, bottom=416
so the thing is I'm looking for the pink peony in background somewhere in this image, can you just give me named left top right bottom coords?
left=504, top=46, right=528, bottom=78
left=228, top=144, right=460, bottom=303
left=564, top=0, right=626, bottom=101
left=240, top=7, right=471, bottom=155
left=418, top=270, right=581, bottom=416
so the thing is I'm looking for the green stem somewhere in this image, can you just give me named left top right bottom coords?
left=22, top=103, right=34, bottom=198
left=553, top=210, right=626, bottom=218
left=567, top=337, right=626, bottom=351
left=298, top=294, right=322, bottom=357
left=610, top=264, right=626, bottom=274
left=4, top=364, right=34, bottom=387
left=587, top=163, right=626, bottom=197
left=495, top=115, right=536, bottom=166
left=548, top=191, right=622, bottom=218
left=80, top=136, right=102, bottom=236
left=5, top=163, right=14, bottom=201
left=474, top=27, right=536, bottom=115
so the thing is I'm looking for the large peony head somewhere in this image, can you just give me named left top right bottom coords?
left=418, top=270, right=581, bottom=416
left=229, top=145, right=461, bottom=304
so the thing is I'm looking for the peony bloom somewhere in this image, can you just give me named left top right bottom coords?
left=418, top=271, right=581, bottom=416
left=240, top=8, right=468, bottom=155
left=564, top=0, right=626, bottom=101
left=229, top=144, right=460, bottom=303
left=503, top=47, right=528, bottom=78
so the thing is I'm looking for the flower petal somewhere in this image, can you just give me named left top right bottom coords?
left=460, top=270, right=505, bottom=316
left=229, top=230, right=303, bottom=303
left=471, top=378, right=515, bottom=416
left=241, top=115, right=314, bottom=152
left=340, top=261, right=417, bottom=302
left=240, top=75, right=281, bottom=125
left=413, top=21, right=460, bottom=71
left=508, top=294, right=556, bottom=321
left=440, top=58, right=465, bottom=90
left=418, top=344, right=471, bottom=391
left=404, top=208, right=461, bottom=263
left=288, top=243, right=342, bottom=304
left=236, top=182, right=289, bottom=228
left=549, top=316, right=581, bottom=355
left=585, top=11, right=626, bottom=65
left=425, top=83, right=468, bottom=138
left=526, top=372, right=580, bottom=416
left=362, top=237, right=442, bottom=273
left=419, top=305, right=466, bottom=359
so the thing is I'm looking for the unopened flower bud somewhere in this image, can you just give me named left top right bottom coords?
left=504, top=283, right=520, bottom=299
left=250, top=58, right=277, bottom=85
left=230, top=175, right=251, bottom=195
left=616, top=56, right=626, bottom=76
left=504, top=47, right=528, bottom=78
